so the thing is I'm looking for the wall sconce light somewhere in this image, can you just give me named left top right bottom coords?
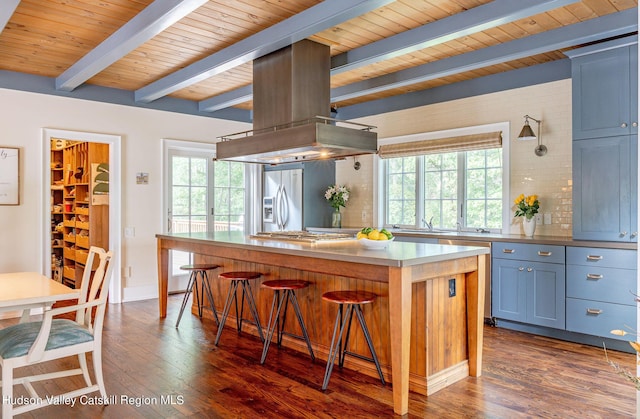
left=517, top=115, right=547, bottom=156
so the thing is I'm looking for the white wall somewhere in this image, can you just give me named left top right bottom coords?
left=0, top=88, right=248, bottom=301
left=338, top=79, right=573, bottom=237
left=0, top=79, right=573, bottom=303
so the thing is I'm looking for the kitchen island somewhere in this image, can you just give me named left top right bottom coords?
left=156, top=231, right=489, bottom=415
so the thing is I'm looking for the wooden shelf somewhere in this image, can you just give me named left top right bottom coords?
left=51, top=139, right=109, bottom=288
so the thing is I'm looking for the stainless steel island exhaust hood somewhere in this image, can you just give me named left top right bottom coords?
left=216, top=39, right=377, bottom=164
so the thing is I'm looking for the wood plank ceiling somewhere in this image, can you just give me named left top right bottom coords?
left=0, top=0, right=637, bottom=122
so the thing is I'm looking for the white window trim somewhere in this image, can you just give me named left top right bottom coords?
left=161, top=139, right=261, bottom=235
left=375, top=122, right=511, bottom=233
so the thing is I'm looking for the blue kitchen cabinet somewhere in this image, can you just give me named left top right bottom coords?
left=565, top=247, right=637, bottom=341
left=492, top=258, right=527, bottom=323
left=568, top=35, right=639, bottom=242
left=567, top=37, right=638, bottom=140
left=572, top=135, right=638, bottom=242
left=492, top=243, right=565, bottom=329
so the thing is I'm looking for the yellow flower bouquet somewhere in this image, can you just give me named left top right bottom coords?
left=514, top=193, right=540, bottom=220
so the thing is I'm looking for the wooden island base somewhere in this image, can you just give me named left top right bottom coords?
left=157, top=232, right=487, bottom=415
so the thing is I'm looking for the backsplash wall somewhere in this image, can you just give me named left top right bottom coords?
left=336, top=79, right=572, bottom=237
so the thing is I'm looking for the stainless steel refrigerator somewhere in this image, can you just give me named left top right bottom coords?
left=262, top=168, right=303, bottom=231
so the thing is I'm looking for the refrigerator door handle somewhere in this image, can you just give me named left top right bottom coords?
left=280, top=185, right=289, bottom=229
left=276, top=185, right=284, bottom=230
left=274, top=185, right=280, bottom=229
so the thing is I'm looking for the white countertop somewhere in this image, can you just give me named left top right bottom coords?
left=306, top=227, right=637, bottom=250
left=156, top=231, right=490, bottom=268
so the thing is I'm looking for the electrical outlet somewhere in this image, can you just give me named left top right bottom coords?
left=448, top=278, right=456, bottom=297
left=361, top=210, right=367, bottom=221
left=534, top=213, right=543, bottom=224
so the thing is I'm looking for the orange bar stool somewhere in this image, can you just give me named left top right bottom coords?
left=214, top=271, right=265, bottom=345
left=260, top=279, right=315, bottom=364
left=321, top=290, right=386, bottom=390
left=175, top=263, right=221, bottom=328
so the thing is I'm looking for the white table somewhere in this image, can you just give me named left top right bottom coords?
left=0, top=272, right=80, bottom=322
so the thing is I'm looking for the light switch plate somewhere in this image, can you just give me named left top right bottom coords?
left=543, top=213, right=552, bottom=224
left=534, top=213, right=543, bottom=224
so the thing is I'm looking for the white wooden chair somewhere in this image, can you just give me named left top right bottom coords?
left=0, top=246, right=114, bottom=418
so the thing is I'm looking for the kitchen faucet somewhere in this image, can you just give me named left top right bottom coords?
left=422, top=216, right=434, bottom=231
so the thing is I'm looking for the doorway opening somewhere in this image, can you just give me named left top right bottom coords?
left=42, top=129, right=122, bottom=303
left=162, top=139, right=258, bottom=293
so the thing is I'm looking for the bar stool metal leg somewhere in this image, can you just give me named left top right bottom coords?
left=215, top=277, right=264, bottom=345
left=288, top=290, right=315, bottom=361
left=201, top=270, right=220, bottom=326
left=214, top=280, right=240, bottom=346
left=338, top=305, right=355, bottom=367
left=322, top=304, right=352, bottom=390
left=354, top=304, right=385, bottom=385
left=176, top=265, right=220, bottom=328
left=260, top=288, right=315, bottom=364
left=260, top=280, right=315, bottom=364
left=240, top=280, right=265, bottom=342
left=260, top=290, right=286, bottom=364
left=322, top=299, right=385, bottom=390
left=193, top=275, right=202, bottom=317
left=175, top=272, right=197, bottom=327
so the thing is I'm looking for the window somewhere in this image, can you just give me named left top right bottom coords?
left=164, top=141, right=256, bottom=236
left=212, top=161, right=246, bottom=231
left=170, top=154, right=209, bottom=234
left=164, top=139, right=259, bottom=292
left=381, top=125, right=507, bottom=232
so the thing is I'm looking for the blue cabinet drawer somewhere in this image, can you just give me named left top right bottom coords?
left=492, top=242, right=565, bottom=264
left=566, top=265, right=636, bottom=305
left=566, top=297, right=636, bottom=341
left=567, top=246, right=637, bottom=269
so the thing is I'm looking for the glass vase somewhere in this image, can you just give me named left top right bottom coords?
left=331, top=208, right=342, bottom=228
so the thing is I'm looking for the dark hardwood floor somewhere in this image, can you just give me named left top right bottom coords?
left=4, top=295, right=637, bottom=418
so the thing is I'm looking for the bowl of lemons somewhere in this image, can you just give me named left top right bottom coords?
left=356, top=227, right=394, bottom=249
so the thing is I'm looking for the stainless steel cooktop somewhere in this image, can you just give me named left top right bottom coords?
left=251, top=231, right=354, bottom=243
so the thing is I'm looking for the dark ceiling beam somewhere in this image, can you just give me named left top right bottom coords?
left=331, top=9, right=638, bottom=103
left=0, top=0, right=20, bottom=35
left=199, top=0, right=579, bottom=112
left=56, top=0, right=208, bottom=92
left=135, top=0, right=395, bottom=104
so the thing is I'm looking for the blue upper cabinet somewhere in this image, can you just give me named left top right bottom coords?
left=567, top=36, right=638, bottom=140
left=572, top=135, right=637, bottom=241
left=568, top=35, right=639, bottom=242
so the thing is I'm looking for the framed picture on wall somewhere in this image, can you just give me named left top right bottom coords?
left=0, top=147, right=19, bottom=205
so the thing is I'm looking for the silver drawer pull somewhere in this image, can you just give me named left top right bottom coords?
left=586, top=273, right=603, bottom=280
left=537, top=251, right=552, bottom=257
left=502, top=249, right=515, bottom=254
left=526, top=267, right=532, bottom=272
left=518, top=267, right=524, bottom=271
left=586, top=255, right=603, bottom=261
left=586, top=308, right=603, bottom=315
